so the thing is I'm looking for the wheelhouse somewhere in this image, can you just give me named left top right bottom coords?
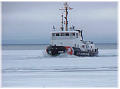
left=51, top=31, right=81, bottom=39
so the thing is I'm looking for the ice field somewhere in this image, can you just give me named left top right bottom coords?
left=2, top=49, right=118, bottom=87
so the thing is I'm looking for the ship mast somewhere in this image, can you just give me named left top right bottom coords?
left=59, top=2, right=73, bottom=31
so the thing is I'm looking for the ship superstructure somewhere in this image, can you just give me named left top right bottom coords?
left=46, top=2, right=98, bottom=56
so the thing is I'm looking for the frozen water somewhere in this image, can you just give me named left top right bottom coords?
left=2, top=49, right=118, bottom=87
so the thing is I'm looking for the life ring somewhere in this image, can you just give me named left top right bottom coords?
left=65, top=46, right=73, bottom=55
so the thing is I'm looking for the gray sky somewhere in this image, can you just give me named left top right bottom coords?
left=2, top=2, right=118, bottom=44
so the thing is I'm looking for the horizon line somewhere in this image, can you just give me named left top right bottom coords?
left=1, top=43, right=118, bottom=45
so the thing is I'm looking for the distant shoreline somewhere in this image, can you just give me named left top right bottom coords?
left=2, top=43, right=117, bottom=50
left=1, top=43, right=118, bottom=45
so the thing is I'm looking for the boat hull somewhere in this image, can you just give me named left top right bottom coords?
left=46, top=46, right=66, bottom=56
left=46, top=45, right=98, bottom=56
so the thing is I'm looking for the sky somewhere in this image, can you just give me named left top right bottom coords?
left=2, top=2, right=118, bottom=44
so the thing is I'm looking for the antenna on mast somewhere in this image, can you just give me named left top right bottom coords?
left=59, top=2, right=73, bottom=31
left=60, top=13, right=64, bottom=31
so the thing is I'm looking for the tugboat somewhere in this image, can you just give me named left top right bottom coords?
left=46, top=2, right=98, bottom=56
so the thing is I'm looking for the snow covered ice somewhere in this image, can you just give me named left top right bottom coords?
left=2, top=49, right=118, bottom=87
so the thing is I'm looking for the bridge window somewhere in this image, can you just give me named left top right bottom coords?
left=72, top=33, right=75, bottom=36
left=61, top=33, right=65, bottom=36
left=70, top=33, right=75, bottom=36
left=56, top=33, right=59, bottom=36
left=65, top=33, right=69, bottom=36
left=52, top=33, right=55, bottom=36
